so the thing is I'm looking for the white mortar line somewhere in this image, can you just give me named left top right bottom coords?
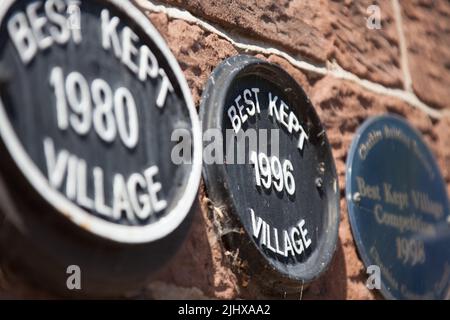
left=135, top=0, right=449, bottom=119
left=392, top=0, right=413, bottom=93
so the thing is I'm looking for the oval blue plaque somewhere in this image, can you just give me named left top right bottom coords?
left=346, top=114, right=450, bottom=300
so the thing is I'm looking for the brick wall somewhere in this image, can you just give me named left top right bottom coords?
left=133, top=0, right=450, bottom=300
left=0, top=0, right=448, bottom=300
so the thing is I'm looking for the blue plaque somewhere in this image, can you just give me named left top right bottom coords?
left=346, top=114, right=450, bottom=300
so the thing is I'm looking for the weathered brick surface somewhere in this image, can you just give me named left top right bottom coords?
left=328, top=0, right=402, bottom=88
left=157, top=0, right=403, bottom=87
left=147, top=13, right=238, bottom=105
left=401, top=0, right=450, bottom=110
left=159, top=0, right=332, bottom=63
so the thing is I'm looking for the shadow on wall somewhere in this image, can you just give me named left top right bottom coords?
left=303, top=238, right=347, bottom=300
left=150, top=184, right=349, bottom=300
left=150, top=185, right=241, bottom=299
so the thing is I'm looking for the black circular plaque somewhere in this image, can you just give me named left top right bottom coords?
left=346, top=115, right=450, bottom=300
left=200, top=55, right=340, bottom=292
left=0, top=0, right=201, bottom=296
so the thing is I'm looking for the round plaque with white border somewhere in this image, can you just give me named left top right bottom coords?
left=0, top=0, right=201, bottom=296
